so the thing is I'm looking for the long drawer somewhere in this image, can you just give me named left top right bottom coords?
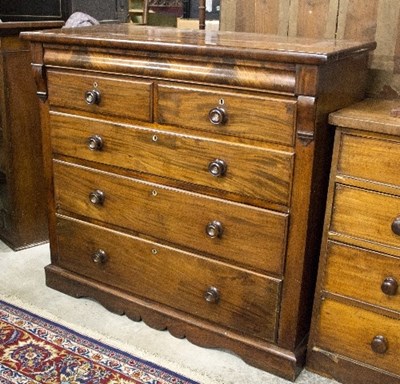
left=323, top=241, right=400, bottom=312
left=50, top=112, right=294, bottom=206
left=53, top=160, right=288, bottom=275
left=47, top=70, right=153, bottom=122
left=330, top=184, right=400, bottom=249
left=56, top=216, right=281, bottom=342
left=316, top=299, right=400, bottom=376
left=156, top=84, right=297, bottom=146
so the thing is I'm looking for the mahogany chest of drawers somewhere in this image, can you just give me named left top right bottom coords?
left=22, top=24, right=375, bottom=380
left=0, top=21, right=63, bottom=250
left=307, top=99, right=400, bottom=384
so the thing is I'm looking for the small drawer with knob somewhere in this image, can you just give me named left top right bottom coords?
left=314, top=298, right=400, bottom=376
left=56, top=216, right=281, bottom=342
left=53, top=160, right=288, bottom=275
left=322, top=241, right=400, bottom=312
left=50, top=113, right=294, bottom=206
left=47, top=69, right=153, bottom=122
left=156, top=84, right=296, bottom=146
left=337, top=131, right=400, bottom=189
left=330, top=184, right=400, bottom=252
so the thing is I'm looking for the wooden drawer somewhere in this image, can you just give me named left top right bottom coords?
left=50, top=113, right=294, bottom=206
left=338, top=133, right=400, bottom=187
left=53, top=160, right=288, bottom=275
left=316, top=299, right=400, bottom=376
left=324, top=241, right=400, bottom=312
left=56, top=216, right=281, bottom=342
left=156, top=84, right=296, bottom=146
left=330, top=184, right=400, bottom=249
left=47, top=70, right=153, bottom=122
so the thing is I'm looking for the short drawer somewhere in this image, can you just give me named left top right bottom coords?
left=47, top=70, right=152, bottom=122
left=338, top=132, right=400, bottom=188
left=50, top=113, right=294, bottom=206
left=53, top=161, right=288, bottom=275
left=324, top=241, right=400, bottom=312
left=330, top=184, right=400, bottom=249
left=156, top=84, right=296, bottom=146
left=316, top=299, right=400, bottom=376
left=56, top=216, right=281, bottom=342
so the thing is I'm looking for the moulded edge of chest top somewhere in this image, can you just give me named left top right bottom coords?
left=42, top=46, right=298, bottom=94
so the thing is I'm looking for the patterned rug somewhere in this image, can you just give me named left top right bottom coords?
left=0, top=300, right=199, bottom=384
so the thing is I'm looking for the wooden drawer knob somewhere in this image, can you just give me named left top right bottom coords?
left=371, top=335, right=388, bottom=354
left=85, top=89, right=101, bottom=105
left=204, top=286, right=220, bottom=303
left=87, top=135, right=103, bottom=151
left=381, top=277, right=398, bottom=296
left=208, top=107, right=226, bottom=125
left=92, top=249, right=107, bottom=264
left=89, top=190, right=105, bottom=205
left=391, top=216, right=400, bottom=235
left=205, top=220, right=223, bottom=238
left=208, top=159, right=227, bottom=177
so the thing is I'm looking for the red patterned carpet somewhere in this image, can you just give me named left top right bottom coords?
left=0, top=300, right=199, bottom=384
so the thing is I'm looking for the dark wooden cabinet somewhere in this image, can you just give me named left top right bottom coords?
left=21, top=24, right=375, bottom=380
left=0, top=0, right=128, bottom=23
left=0, top=22, right=63, bottom=250
left=308, top=99, right=400, bottom=384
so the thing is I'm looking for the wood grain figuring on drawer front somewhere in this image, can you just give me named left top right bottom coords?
left=330, top=185, right=400, bottom=249
left=53, top=161, right=288, bottom=275
left=47, top=70, right=152, bottom=122
left=50, top=113, right=294, bottom=206
left=324, top=241, right=400, bottom=312
left=338, top=133, right=400, bottom=187
left=56, top=216, right=281, bottom=342
left=316, top=299, right=400, bottom=376
left=157, top=84, right=296, bottom=146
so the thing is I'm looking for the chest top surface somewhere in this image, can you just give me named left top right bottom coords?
left=329, top=98, right=400, bottom=135
left=0, top=21, right=64, bottom=37
left=21, top=23, right=375, bottom=64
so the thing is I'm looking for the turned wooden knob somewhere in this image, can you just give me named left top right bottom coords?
left=208, top=159, right=227, bottom=177
left=87, top=135, right=103, bottom=151
left=381, top=277, right=398, bottom=296
left=204, top=286, right=220, bottom=303
left=208, top=107, right=226, bottom=125
left=205, top=220, right=223, bottom=238
left=85, top=89, right=101, bottom=105
left=391, top=216, right=400, bottom=235
left=92, top=249, right=107, bottom=264
left=89, top=190, right=105, bottom=205
left=371, top=335, right=388, bottom=354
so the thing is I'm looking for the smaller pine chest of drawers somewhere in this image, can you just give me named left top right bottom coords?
left=307, top=99, right=400, bottom=384
left=21, top=24, right=375, bottom=380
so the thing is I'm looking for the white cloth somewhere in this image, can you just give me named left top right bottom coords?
left=63, top=12, right=99, bottom=28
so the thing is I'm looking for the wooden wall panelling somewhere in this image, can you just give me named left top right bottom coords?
left=364, top=0, right=400, bottom=98
left=395, top=9, right=400, bottom=74
left=254, top=0, right=282, bottom=35
left=235, top=0, right=255, bottom=33
left=289, top=0, right=339, bottom=39
left=220, top=0, right=400, bottom=98
left=336, top=0, right=379, bottom=40
left=220, top=0, right=291, bottom=35
left=219, top=0, right=236, bottom=31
